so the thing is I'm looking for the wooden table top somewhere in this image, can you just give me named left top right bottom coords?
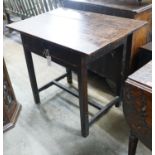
left=63, top=0, right=152, bottom=13
left=7, top=8, right=146, bottom=55
left=128, top=61, right=152, bottom=89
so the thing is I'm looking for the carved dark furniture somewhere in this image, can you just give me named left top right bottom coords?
left=7, top=8, right=146, bottom=137
left=123, top=61, right=152, bottom=155
left=3, top=60, right=21, bottom=132
left=63, top=0, right=152, bottom=93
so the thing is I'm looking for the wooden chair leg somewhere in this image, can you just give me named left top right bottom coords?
left=128, top=131, right=138, bottom=155
left=66, top=68, right=72, bottom=84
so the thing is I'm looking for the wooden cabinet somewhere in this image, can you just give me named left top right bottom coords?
left=123, top=61, right=152, bottom=154
left=3, top=60, right=21, bottom=132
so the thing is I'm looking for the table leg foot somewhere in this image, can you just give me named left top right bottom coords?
left=115, top=80, right=122, bottom=107
left=128, top=131, right=138, bottom=155
left=81, top=116, right=89, bottom=137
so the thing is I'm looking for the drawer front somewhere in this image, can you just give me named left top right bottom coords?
left=21, top=34, right=82, bottom=70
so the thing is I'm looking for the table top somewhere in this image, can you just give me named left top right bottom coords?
left=7, top=8, right=146, bottom=56
left=63, top=0, right=152, bottom=13
left=128, top=61, right=152, bottom=88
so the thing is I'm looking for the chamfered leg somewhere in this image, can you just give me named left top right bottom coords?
left=128, top=131, right=138, bottom=155
left=21, top=35, right=40, bottom=104
left=77, top=57, right=89, bottom=137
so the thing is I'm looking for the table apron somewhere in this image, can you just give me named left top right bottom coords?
left=88, top=37, right=127, bottom=64
left=21, top=34, right=129, bottom=73
left=21, top=34, right=85, bottom=71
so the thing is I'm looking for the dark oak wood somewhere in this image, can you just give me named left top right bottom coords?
left=63, top=0, right=152, bottom=44
left=66, top=68, right=72, bottom=84
left=22, top=45, right=40, bottom=104
left=78, top=57, right=89, bottom=137
left=7, top=8, right=146, bottom=137
left=7, top=8, right=147, bottom=56
left=63, top=0, right=152, bottom=92
left=63, top=0, right=151, bottom=17
left=123, top=61, right=152, bottom=154
left=3, top=60, right=21, bottom=132
left=131, top=9, right=152, bottom=70
left=128, top=131, right=138, bottom=155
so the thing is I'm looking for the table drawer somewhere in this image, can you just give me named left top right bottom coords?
left=21, top=34, right=82, bottom=70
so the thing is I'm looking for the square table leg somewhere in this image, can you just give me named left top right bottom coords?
left=128, top=131, right=138, bottom=155
left=116, top=35, right=133, bottom=107
left=23, top=48, right=40, bottom=104
left=66, top=68, right=72, bottom=84
left=77, top=57, right=89, bottom=137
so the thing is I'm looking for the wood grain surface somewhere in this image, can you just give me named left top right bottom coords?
left=123, top=61, right=152, bottom=151
left=7, top=8, right=147, bottom=55
left=128, top=61, right=152, bottom=88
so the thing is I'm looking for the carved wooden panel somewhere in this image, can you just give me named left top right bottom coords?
left=123, top=61, right=152, bottom=150
left=3, top=60, right=21, bottom=132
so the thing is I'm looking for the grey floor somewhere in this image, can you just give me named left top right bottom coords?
left=3, top=30, right=151, bottom=155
